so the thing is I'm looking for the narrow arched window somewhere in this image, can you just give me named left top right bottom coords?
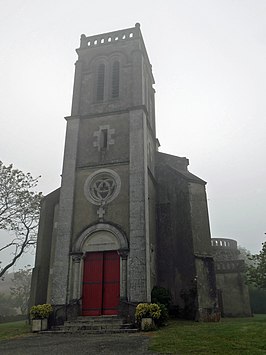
left=112, top=61, right=120, bottom=98
left=96, top=64, right=105, bottom=101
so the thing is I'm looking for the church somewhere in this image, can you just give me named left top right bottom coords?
left=30, top=24, right=218, bottom=324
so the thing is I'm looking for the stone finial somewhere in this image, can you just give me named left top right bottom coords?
left=80, top=34, right=87, bottom=48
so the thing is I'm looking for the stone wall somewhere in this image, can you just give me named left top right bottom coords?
left=29, top=189, right=60, bottom=307
left=156, top=153, right=197, bottom=316
left=156, top=152, right=217, bottom=319
left=212, top=238, right=252, bottom=317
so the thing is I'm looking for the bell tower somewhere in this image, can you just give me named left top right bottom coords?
left=50, top=24, right=157, bottom=307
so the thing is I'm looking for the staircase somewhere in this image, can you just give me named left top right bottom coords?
left=51, top=315, right=138, bottom=334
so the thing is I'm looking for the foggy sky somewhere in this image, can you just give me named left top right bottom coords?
left=0, top=0, right=265, bottom=269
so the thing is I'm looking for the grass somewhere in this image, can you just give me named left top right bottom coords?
left=149, top=314, right=266, bottom=354
left=1, top=316, right=266, bottom=354
left=0, top=320, right=31, bottom=341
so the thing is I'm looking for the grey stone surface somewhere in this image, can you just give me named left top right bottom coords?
left=29, top=188, right=60, bottom=307
left=129, top=109, right=150, bottom=302
left=50, top=117, right=80, bottom=305
left=155, top=152, right=217, bottom=317
left=0, top=333, right=158, bottom=355
left=212, top=238, right=252, bottom=317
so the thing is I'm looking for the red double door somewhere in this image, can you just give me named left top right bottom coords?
left=82, top=251, right=120, bottom=316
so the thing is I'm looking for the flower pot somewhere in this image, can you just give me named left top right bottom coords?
left=32, top=318, right=48, bottom=332
left=141, top=317, right=154, bottom=331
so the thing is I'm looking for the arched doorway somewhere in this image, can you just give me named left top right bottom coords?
left=71, top=223, right=129, bottom=316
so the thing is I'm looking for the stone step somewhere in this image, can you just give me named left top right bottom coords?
left=49, top=316, right=137, bottom=334
left=63, top=324, right=122, bottom=331
left=77, top=315, right=118, bottom=321
left=64, top=320, right=123, bottom=326
left=68, top=317, right=122, bottom=325
left=62, top=323, right=135, bottom=331
left=57, top=321, right=133, bottom=328
left=44, top=328, right=138, bottom=334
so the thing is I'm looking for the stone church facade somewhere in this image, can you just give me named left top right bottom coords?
left=30, top=24, right=218, bottom=323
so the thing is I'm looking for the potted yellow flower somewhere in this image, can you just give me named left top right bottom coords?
left=30, top=304, right=53, bottom=332
left=135, top=303, right=161, bottom=331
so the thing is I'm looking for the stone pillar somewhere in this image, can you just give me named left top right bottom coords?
left=49, top=57, right=83, bottom=305
left=71, top=59, right=83, bottom=116
left=128, top=108, right=150, bottom=302
left=50, top=116, right=80, bottom=305
left=70, top=253, right=83, bottom=300
left=118, top=249, right=129, bottom=300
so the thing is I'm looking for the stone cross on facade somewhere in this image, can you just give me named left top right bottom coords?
left=93, top=125, right=115, bottom=151
left=97, top=205, right=106, bottom=222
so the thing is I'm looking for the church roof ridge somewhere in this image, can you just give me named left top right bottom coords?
left=157, top=151, right=188, bottom=161
left=167, top=164, right=207, bottom=185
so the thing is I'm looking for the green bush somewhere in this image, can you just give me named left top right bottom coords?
left=156, top=303, right=169, bottom=326
left=151, top=286, right=171, bottom=308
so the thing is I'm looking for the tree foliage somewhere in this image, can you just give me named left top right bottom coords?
left=249, top=285, right=266, bottom=314
left=10, top=266, right=32, bottom=315
left=0, top=161, right=42, bottom=277
left=238, top=246, right=255, bottom=267
left=247, top=242, right=266, bottom=290
left=0, top=293, right=17, bottom=317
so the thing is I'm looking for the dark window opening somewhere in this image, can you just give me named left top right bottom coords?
left=97, top=64, right=105, bottom=101
left=100, top=129, right=108, bottom=150
left=112, top=61, right=120, bottom=98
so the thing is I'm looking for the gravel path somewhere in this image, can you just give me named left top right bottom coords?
left=0, top=332, right=161, bottom=355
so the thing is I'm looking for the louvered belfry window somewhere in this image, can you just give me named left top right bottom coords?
left=96, top=64, right=105, bottom=101
left=112, top=61, right=119, bottom=98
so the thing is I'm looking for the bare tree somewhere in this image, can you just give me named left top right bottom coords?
left=0, top=161, right=42, bottom=278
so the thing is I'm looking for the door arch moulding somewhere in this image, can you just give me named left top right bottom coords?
left=73, top=222, right=129, bottom=253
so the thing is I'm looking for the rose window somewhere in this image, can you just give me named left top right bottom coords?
left=84, top=169, right=121, bottom=205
